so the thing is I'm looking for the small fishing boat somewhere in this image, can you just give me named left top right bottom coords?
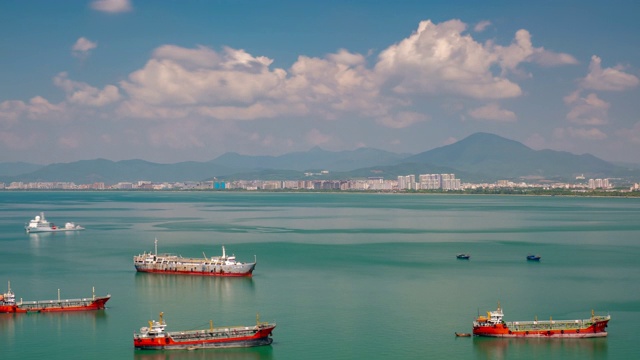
left=455, top=332, right=471, bottom=337
left=456, top=253, right=470, bottom=260
left=526, top=254, right=541, bottom=261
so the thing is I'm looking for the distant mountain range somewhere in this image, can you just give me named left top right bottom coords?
left=1, top=132, right=639, bottom=185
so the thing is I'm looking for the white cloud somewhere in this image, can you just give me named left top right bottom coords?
left=26, top=96, right=66, bottom=120
left=493, top=29, right=577, bottom=74
left=564, top=91, right=609, bottom=125
left=468, top=103, right=517, bottom=122
left=119, top=45, right=389, bottom=122
left=581, top=55, right=639, bottom=91
left=54, top=72, right=121, bottom=107
left=120, top=47, right=286, bottom=108
left=72, top=37, right=97, bottom=58
left=91, top=0, right=132, bottom=13
left=374, top=20, right=574, bottom=100
left=474, top=21, right=491, bottom=32
left=0, top=96, right=67, bottom=126
left=375, top=20, right=521, bottom=99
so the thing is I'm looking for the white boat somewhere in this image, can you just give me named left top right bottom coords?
left=25, top=212, right=84, bottom=233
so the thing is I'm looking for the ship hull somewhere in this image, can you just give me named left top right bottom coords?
left=26, top=227, right=84, bottom=233
left=0, top=295, right=110, bottom=313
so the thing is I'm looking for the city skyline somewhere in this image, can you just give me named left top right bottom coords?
left=1, top=0, right=639, bottom=164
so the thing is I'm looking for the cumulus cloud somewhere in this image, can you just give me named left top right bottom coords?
left=91, top=0, right=132, bottom=13
left=27, top=96, right=66, bottom=120
left=375, top=20, right=520, bottom=99
left=0, top=96, right=68, bottom=129
left=72, top=37, right=97, bottom=58
left=468, top=103, right=517, bottom=122
left=493, top=29, right=577, bottom=73
left=564, top=91, right=609, bottom=125
left=581, top=55, right=639, bottom=91
left=8, top=19, right=578, bottom=133
left=118, top=45, right=388, bottom=122
left=54, top=72, right=120, bottom=106
left=375, top=20, right=575, bottom=100
left=120, top=46, right=286, bottom=108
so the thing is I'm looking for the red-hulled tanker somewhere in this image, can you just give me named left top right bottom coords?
left=0, top=281, right=110, bottom=313
left=472, top=303, right=610, bottom=338
left=134, top=312, right=276, bottom=350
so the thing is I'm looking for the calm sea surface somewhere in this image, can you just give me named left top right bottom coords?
left=0, top=192, right=638, bottom=359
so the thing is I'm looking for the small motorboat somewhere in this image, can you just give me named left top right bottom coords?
left=455, top=332, right=472, bottom=337
left=526, top=254, right=541, bottom=261
left=456, top=253, right=470, bottom=260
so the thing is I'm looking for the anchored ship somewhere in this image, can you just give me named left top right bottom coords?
left=134, top=239, right=256, bottom=277
left=472, top=303, right=610, bottom=338
left=0, top=281, right=110, bottom=313
left=25, top=212, right=84, bottom=233
left=134, top=312, right=276, bottom=350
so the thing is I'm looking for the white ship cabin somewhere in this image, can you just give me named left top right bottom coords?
left=475, top=304, right=504, bottom=325
left=139, top=312, right=167, bottom=338
left=1, top=282, right=16, bottom=305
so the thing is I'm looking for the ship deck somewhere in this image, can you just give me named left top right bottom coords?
left=505, top=316, right=609, bottom=331
left=16, top=296, right=109, bottom=311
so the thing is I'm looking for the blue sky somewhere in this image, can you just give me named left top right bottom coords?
left=1, top=0, right=639, bottom=164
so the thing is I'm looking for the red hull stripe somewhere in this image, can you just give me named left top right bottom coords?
left=136, top=269, right=253, bottom=277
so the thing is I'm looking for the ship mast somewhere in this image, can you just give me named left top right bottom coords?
left=154, top=238, right=158, bottom=255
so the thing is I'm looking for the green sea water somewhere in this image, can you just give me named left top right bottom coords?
left=0, top=192, right=638, bottom=359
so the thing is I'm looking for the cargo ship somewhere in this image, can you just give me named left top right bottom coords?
left=134, top=312, right=276, bottom=350
left=0, top=281, right=110, bottom=313
left=133, top=239, right=256, bottom=277
left=25, top=212, right=84, bottom=233
left=472, top=303, right=610, bottom=338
